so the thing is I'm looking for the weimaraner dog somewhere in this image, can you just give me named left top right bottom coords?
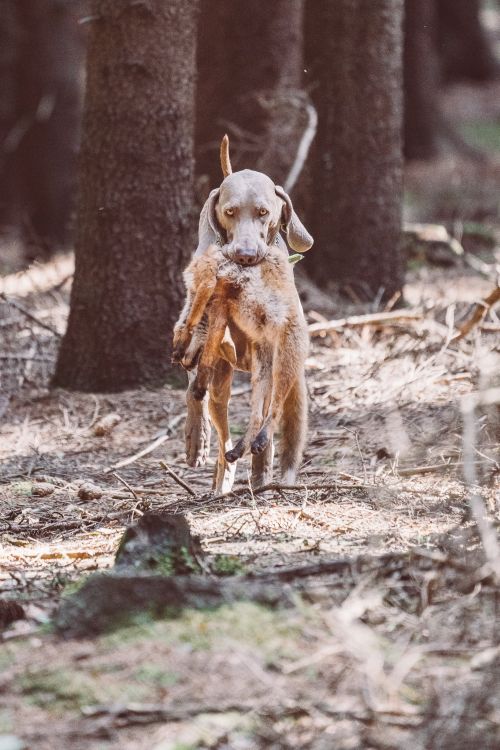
left=176, top=137, right=313, bottom=494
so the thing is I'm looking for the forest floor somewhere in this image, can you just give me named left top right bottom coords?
left=1, top=89, right=500, bottom=749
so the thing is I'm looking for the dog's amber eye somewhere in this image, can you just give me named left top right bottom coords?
left=258, top=208, right=268, bottom=216
left=225, top=208, right=234, bottom=217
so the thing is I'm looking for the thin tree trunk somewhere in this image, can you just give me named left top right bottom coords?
left=16, top=0, right=83, bottom=257
left=54, top=0, right=198, bottom=392
left=437, top=0, right=498, bottom=83
left=0, top=2, right=20, bottom=230
left=196, top=0, right=306, bottom=188
left=305, top=0, right=404, bottom=301
left=403, top=0, right=442, bottom=160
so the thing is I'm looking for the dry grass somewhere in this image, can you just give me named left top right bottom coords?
left=0, top=237, right=499, bottom=748
left=2, top=72, right=500, bottom=742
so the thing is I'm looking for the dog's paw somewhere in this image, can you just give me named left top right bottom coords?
left=225, top=439, right=245, bottom=464
left=251, top=428, right=269, bottom=455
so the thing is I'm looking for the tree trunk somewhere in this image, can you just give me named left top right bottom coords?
left=16, top=0, right=83, bottom=257
left=53, top=0, right=198, bottom=392
left=437, top=0, right=498, bottom=83
left=403, top=0, right=442, bottom=160
left=196, top=0, right=306, bottom=188
left=305, top=0, right=404, bottom=301
left=0, top=2, right=21, bottom=230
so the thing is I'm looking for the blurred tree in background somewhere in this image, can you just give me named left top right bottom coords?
left=0, top=0, right=83, bottom=259
left=404, top=0, right=499, bottom=159
left=0, top=0, right=497, bottom=391
left=305, top=0, right=404, bottom=301
left=53, top=0, right=198, bottom=391
left=404, top=0, right=441, bottom=160
left=437, top=0, right=499, bottom=83
left=196, top=0, right=307, bottom=189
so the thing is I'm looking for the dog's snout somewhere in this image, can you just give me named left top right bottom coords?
left=234, top=246, right=258, bottom=266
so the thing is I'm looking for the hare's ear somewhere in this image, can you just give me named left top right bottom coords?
left=274, top=185, right=313, bottom=253
left=196, top=188, right=223, bottom=255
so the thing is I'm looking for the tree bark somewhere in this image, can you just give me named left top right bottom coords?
left=305, top=0, right=404, bottom=301
left=403, top=0, right=442, bottom=160
left=0, top=2, right=21, bottom=230
left=53, top=0, right=198, bottom=392
left=196, top=0, right=306, bottom=188
left=437, top=0, right=498, bottom=83
left=15, top=0, right=83, bottom=257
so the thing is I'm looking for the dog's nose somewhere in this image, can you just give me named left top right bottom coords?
left=233, top=246, right=257, bottom=266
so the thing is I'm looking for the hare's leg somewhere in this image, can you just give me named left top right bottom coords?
left=192, top=298, right=228, bottom=401
left=225, top=342, right=273, bottom=463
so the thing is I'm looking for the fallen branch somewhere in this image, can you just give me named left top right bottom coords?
left=0, top=292, right=61, bottom=337
left=82, top=701, right=258, bottom=725
left=111, top=472, right=140, bottom=501
left=397, top=458, right=496, bottom=477
left=308, top=309, right=423, bottom=336
left=208, top=479, right=368, bottom=502
left=159, top=461, right=196, bottom=496
left=81, top=699, right=422, bottom=729
left=453, top=286, right=500, bottom=340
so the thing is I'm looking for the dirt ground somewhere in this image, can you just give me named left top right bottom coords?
left=1, top=85, right=500, bottom=749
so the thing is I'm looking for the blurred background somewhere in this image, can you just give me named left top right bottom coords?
left=0, top=0, right=499, bottom=271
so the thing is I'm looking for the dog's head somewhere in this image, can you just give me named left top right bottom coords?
left=196, top=137, right=313, bottom=266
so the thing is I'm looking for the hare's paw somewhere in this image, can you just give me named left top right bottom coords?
left=172, top=325, right=192, bottom=363
left=251, top=427, right=269, bottom=455
left=225, top=438, right=245, bottom=463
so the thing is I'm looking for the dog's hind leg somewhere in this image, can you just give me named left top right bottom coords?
left=279, top=372, right=307, bottom=484
left=209, top=358, right=236, bottom=495
left=251, top=440, right=274, bottom=488
left=250, top=325, right=308, bottom=484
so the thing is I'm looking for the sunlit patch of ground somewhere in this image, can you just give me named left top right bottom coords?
left=2, top=71, right=500, bottom=743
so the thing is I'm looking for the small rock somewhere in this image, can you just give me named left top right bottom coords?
left=31, top=482, right=55, bottom=497
left=77, top=482, right=103, bottom=501
left=93, top=413, right=121, bottom=437
left=402, top=222, right=464, bottom=266
left=33, top=475, right=66, bottom=487
left=0, top=600, right=25, bottom=629
left=115, top=512, right=203, bottom=574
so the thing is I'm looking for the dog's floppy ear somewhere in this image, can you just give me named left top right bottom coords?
left=196, top=188, right=224, bottom=255
left=274, top=185, right=313, bottom=253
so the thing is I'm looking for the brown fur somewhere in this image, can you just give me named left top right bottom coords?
left=173, top=243, right=309, bottom=486
left=173, top=136, right=313, bottom=493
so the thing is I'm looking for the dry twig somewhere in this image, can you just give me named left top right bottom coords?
left=159, top=461, right=196, bottom=496
left=0, top=292, right=61, bottom=337
left=454, top=286, right=500, bottom=340
left=308, top=309, right=423, bottom=336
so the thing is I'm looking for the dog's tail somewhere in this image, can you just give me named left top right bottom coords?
left=220, top=134, right=232, bottom=178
